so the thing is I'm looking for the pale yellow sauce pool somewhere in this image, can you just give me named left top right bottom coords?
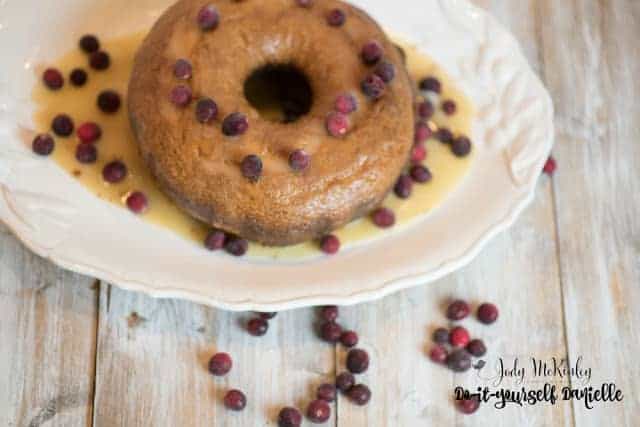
left=32, top=33, right=474, bottom=259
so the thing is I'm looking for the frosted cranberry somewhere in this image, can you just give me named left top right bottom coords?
left=319, top=321, right=342, bottom=343
left=340, top=330, right=358, bottom=348
left=394, top=174, right=413, bottom=199
left=447, top=350, right=471, bottom=372
left=173, top=59, right=193, bottom=80
left=451, top=136, right=472, bottom=157
left=32, top=134, right=54, bottom=156
left=361, top=40, right=383, bottom=65
left=222, top=112, right=249, bottom=136
left=414, top=122, right=432, bottom=144
left=241, top=155, right=263, bottom=182
left=43, top=68, right=64, bottom=90
left=446, top=300, right=470, bottom=320
left=247, top=317, right=268, bottom=336
left=320, top=306, right=338, bottom=322
left=278, top=407, right=302, bottom=427
left=466, top=339, right=487, bottom=357
left=334, top=93, right=357, bottom=114
left=410, top=165, right=432, bottom=183
left=346, top=384, right=371, bottom=406
left=70, top=69, right=88, bottom=87
left=374, top=61, right=395, bottom=83
left=411, top=143, right=427, bottom=164
left=169, top=85, right=192, bottom=108
left=89, top=51, right=110, bottom=70
left=320, top=234, right=340, bottom=255
left=449, top=326, right=470, bottom=348
left=317, top=383, right=337, bottom=402
left=346, top=348, right=369, bottom=374
left=432, top=327, right=449, bottom=344
left=51, top=114, right=74, bottom=137
left=259, top=312, right=277, bottom=320
left=306, top=399, right=330, bottom=423
left=204, top=230, right=227, bottom=251
left=102, top=160, right=127, bottom=183
left=543, top=156, right=557, bottom=176
left=225, top=236, right=249, bottom=257
left=457, top=397, right=480, bottom=414
left=198, top=5, right=220, bottom=31
left=372, top=207, right=395, bottom=228
left=361, top=74, right=385, bottom=100
left=477, top=302, right=499, bottom=324
left=326, top=9, right=345, bottom=26
left=289, top=149, right=310, bottom=171
left=442, top=99, right=457, bottom=115
left=79, top=35, right=100, bottom=53
left=126, top=191, right=149, bottom=214
left=195, top=98, right=218, bottom=123
left=335, top=372, right=355, bottom=392
left=429, top=344, right=448, bottom=364
left=436, top=127, right=454, bottom=144
left=417, top=100, right=434, bottom=119
left=419, top=77, right=441, bottom=93
left=296, top=0, right=313, bottom=7
left=97, top=90, right=121, bottom=113
left=325, top=112, right=349, bottom=138
left=223, top=389, right=246, bottom=411
left=77, top=122, right=102, bottom=144
left=75, top=143, right=97, bottom=164
left=208, top=352, right=232, bottom=376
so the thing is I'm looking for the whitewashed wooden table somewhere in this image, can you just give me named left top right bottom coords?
left=1, top=1, right=639, bottom=426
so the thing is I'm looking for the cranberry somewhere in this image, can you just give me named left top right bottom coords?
left=195, top=98, right=218, bottom=123
left=346, top=348, right=369, bottom=374
left=42, top=68, right=64, bottom=90
left=222, top=112, right=249, bottom=136
left=320, top=234, right=340, bottom=255
left=259, top=312, right=277, bottom=320
left=335, top=372, right=355, bottom=392
left=477, top=302, right=499, bottom=324
left=102, top=160, right=128, bottom=183
left=208, top=352, right=233, bottom=376
left=374, top=61, right=395, bottom=83
left=340, top=330, right=358, bottom=348
left=442, top=99, right=457, bottom=115
left=126, top=191, right=149, bottom=214
left=223, top=389, right=246, bottom=411
left=432, top=327, right=449, bottom=344
left=319, top=306, right=338, bottom=322
left=393, top=174, right=413, bottom=199
left=346, top=384, right=371, bottom=406
left=449, top=326, right=470, bottom=348
left=247, top=317, right=268, bottom=336
left=447, top=349, right=471, bottom=372
left=411, top=143, right=427, bottom=164
left=326, top=9, right=345, bottom=26
left=410, top=165, right=432, bottom=183
left=334, top=93, right=357, bottom=114
left=89, top=51, right=110, bottom=70
left=75, top=143, right=97, bottom=164
left=79, top=35, right=100, bottom=54
left=306, top=399, right=330, bottom=423
left=97, top=90, right=122, bottom=114
left=435, top=127, right=454, bottom=144
left=76, top=122, right=102, bottom=144
left=543, top=156, right=557, bottom=176
left=419, top=76, right=441, bottom=93
left=417, top=100, right=434, bottom=119
left=457, top=397, right=480, bottom=414
left=204, top=229, right=227, bottom=250
left=32, top=134, right=55, bottom=156
left=325, top=112, right=349, bottom=138
left=241, top=155, right=263, bottom=182
left=429, top=344, right=448, bottom=364
left=446, top=300, right=471, bottom=320
left=361, top=40, right=384, bottom=65
left=316, top=383, right=337, bottom=402
left=451, top=136, right=472, bottom=157
left=372, top=207, right=395, bottom=228
left=169, top=85, right=192, bottom=108
left=414, top=122, right=432, bottom=144
left=361, top=74, right=386, bottom=100
left=51, top=114, right=74, bottom=137
left=198, top=4, right=220, bottom=31
left=69, top=69, right=88, bottom=87
left=278, top=407, right=302, bottom=427
left=289, top=149, right=310, bottom=171
left=466, top=339, right=487, bottom=357
left=225, top=236, right=249, bottom=257
left=296, top=0, right=313, bottom=7
left=319, top=321, right=342, bottom=343
left=173, top=59, right=193, bottom=80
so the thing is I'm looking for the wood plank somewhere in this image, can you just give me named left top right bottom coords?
left=536, top=0, right=640, bottom=425
left=0, top=223, right=98, bottom=427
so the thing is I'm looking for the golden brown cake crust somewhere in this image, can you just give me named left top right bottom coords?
left=128, top=0, right=414, bottom=246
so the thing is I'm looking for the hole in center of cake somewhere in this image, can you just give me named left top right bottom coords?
left=244, top=64, right=313, bottom=123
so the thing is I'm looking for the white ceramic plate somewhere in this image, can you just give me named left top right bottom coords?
left=0, top=0, right=553, bottom=311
